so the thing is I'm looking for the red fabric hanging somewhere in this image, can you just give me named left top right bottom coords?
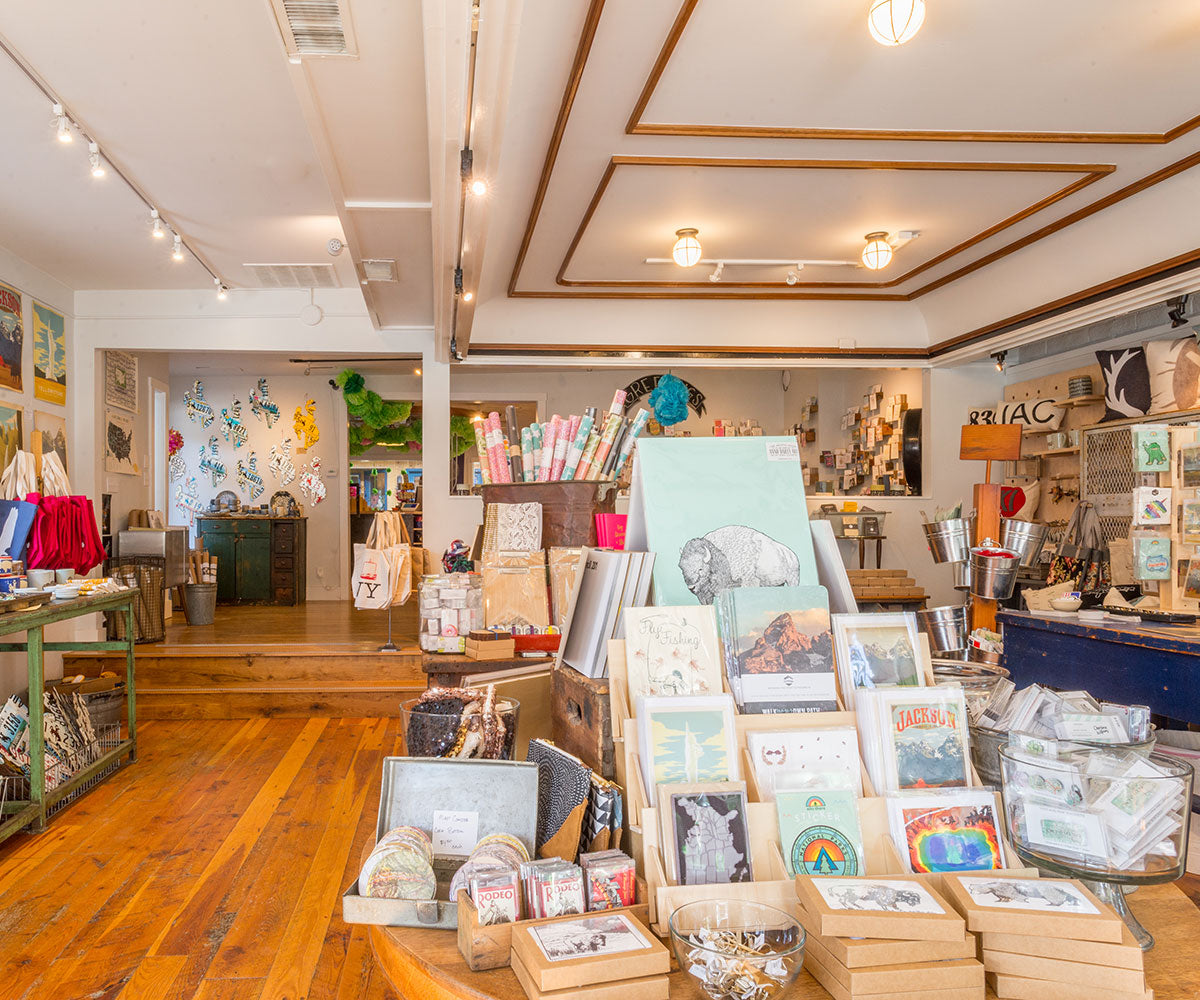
left=26, top=495, right=106, bottom=575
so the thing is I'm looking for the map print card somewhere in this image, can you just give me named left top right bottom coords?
left=794, top=875, right=965, bottom=941
left=623, top=605, right=723, bottom=699
left=940, top=875, right=1123, bottom=942
left=776, top=789, right=864, bottom=878
left=886, top=790, right=1006, bottom=874
left=656, top=781, right=752, bottom=886
left=635, top=694, right=738, bottom=802
left=877, top=687, right=970, bottom=793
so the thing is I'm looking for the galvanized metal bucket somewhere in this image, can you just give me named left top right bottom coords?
left=1000, top=518, right=1050, bottom=568
left=950, top=560, right=971, bottom=592
left=916, top=604, right=970, bottom=653
left=969, top=539, right=1020, bottom=600
left=923, top=518, right=972, bottom=564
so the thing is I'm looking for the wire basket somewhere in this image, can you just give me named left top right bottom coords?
left=107, top=557, right=165, bottom=643
left=45, top=723, right=124, bottom=817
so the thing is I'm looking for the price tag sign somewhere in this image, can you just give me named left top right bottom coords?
left=432, top=809, right=479, bottom=856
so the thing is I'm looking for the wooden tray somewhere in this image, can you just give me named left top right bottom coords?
left=0, top=591, right=54, bottom=615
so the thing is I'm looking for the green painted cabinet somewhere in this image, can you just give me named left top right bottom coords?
left=197, top=517, right=307, bottom=605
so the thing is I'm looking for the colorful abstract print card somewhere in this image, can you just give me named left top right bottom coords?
left=887, top=791, right=1006, bottom=874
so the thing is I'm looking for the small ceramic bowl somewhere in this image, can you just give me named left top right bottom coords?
left=27, top=569, right=55, bottom=589
left=1051, top=596, right=1082, bottom=612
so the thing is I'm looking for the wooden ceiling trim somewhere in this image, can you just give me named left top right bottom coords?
left=555, top=157, right=1113, bottom=290
left=468, top=342, right=930, bottom=358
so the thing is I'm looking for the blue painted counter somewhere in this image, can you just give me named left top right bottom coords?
left=998, top=609, right=1200, bottom=723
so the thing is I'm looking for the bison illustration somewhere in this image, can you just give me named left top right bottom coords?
left=828, top=884, right=926, bottom=912
left=678, top=525, right=801, bottom=604
left=970, top=880, right=1084, bottom=909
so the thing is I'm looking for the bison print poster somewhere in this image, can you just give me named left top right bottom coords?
left=105, top=408, right=138, bottom=476
left=624, top=437, right=818, bottom=606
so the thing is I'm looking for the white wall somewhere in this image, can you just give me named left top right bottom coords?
left=167, top=373, right=347, bottom=600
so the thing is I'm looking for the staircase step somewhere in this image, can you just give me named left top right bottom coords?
left=136, top=685, right=421, bottom=719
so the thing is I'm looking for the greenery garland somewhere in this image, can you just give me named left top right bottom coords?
left=335, top=369, right=474, bottom=458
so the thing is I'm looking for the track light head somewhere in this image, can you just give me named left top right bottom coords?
left=1168, top=295, right=1190, bottom=328
left=454, top=267, right=464, bottom=294
left=994, top=350, right=1007, bottom=373
left=785, top=270, right=799, bottom=286
left=171, top=234, right=184, bottom=262
left=214, top=278, right=228, bottom=300
left=88, top=142, right=105, bottom=178
left=52, top=103, right=72, bottom=143
left=150, top=209, right=165, bottom=238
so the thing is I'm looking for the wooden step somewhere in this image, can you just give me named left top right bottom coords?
left=135, top=686, right=420, bottom=719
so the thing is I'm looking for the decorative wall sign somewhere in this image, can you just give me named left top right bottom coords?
left=966, top=398, right=1064, bottom=431
left=183, top=380, right=214, bottom=426
left=104, top=350, right=139, bottom=412
left=237, top=452, right=265, bottom=500
left=220, top=398, right=248, bottom=449
left=0, top=402, right=23, bottom=474
left=168, top=427, right=186, bottom=482
left=622, top=374, right=706, bottom=418
left=0, top=280, right=24, bottom=392
left=175, top=476, right=205, bottom=524
left=33, top=410, right=67, bottom=478
left=199, top=435, right=227, bottom=486
left=104, top=408, right=138, bottom=475
left=298, top=454, right=326, bottom=505
left=31, top=301, right=66, bottom=406
left=268, top=437, right=296, bottom=485
left=249, top=377, right=280, bottom=427
left=293, top=398, right=319, bottom=451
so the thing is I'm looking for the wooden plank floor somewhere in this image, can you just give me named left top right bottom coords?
left=156, top=600, right=419, bottom=651
left=0, top=719, right=403, bottom=1000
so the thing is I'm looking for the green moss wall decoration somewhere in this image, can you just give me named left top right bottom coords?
left=335, top=369, right=474, bottom=458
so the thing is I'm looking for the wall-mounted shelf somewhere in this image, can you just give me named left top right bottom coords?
left=1026, top=446, right=1080, bottom=457
left=1060, top=395, right=1104, bottom=408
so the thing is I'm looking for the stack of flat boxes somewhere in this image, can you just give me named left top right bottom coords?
left=465, top=629, right=516, bottom=661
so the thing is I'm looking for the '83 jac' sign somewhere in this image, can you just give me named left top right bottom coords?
left=967, top=397, right=1065, bottom=431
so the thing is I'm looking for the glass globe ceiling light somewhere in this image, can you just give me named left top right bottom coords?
left=868, top=0, right=926, bottom=46
left=672, top=228, right=702, bottom=268
left=861, top=232, right=894, bottom=270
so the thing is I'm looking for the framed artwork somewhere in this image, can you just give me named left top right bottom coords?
left=104, top=408, right=138, bottom=476
left=832, top=612, right=924, bottom=699
left=33, top=411, right=67, bottom=478
left=0, top=402, right=23, bottom=473
left=0, top=280, right=24, bottom=392
left=31, top=300, right=66, bottom=406
left=657, top=781, right=752, bottom=886
left=636, top=694, right=738, bottom=801
left=105, top=349, right=139, bottom=412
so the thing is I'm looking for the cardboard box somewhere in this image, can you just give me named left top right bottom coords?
left=981, top=925, right=1143, bottom=970
left=805, top=944, right=985, bottom=1000
left=465, top=638, right=517, bottom=660
left=510, top=950, right=668, bottom=1000
left=510, top=911, right=669, bottom=993
left=796, top=905, right=976, bottom=968
left=794, top=875, right=966, bottom=942
left=806, top=931, right=984, bottom=994
left=987, top=972, right=1152, bottom=1000
left=939, top=875, right=1125, bottom=943
left=982, top=949, right=1146, bottom=994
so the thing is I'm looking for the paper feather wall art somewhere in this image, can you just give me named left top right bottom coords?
left=175, top=476, right=205, bottom=523
left=249, top=377, right=280, bottom=427
left=199, top=435, right=227, bottom=486
left=237, top=452, right=265, bottom=500
left=221, top=398, right=248, bottom=449
left=298, top=454, right=326, bottom=505
left=293, top=398, right=319, bottom=451
left=183, top=380, right=214, bottom=427
left=268, top=438, right=296, bottom=485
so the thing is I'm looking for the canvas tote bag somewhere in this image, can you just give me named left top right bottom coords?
left=383, top=511, right=413, bottom=606
left=353, top=513, right=394, bottom=609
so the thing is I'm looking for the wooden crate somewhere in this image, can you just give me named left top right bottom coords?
left=551, top=663, right=614, bottom=779
left=456, top=881, right=649, bottom=971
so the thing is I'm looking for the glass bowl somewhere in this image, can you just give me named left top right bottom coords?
left=668, top=900, right=805, bottom=1000
left=997, top=745, right=1193, bottom=948
left=400, top=694, right=520, bottom=760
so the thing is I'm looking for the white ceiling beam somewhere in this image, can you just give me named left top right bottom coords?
left=344, top=200, right=433, bottom=211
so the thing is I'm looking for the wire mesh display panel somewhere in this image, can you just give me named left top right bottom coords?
left=1083, top=408, right=1200, bottom=542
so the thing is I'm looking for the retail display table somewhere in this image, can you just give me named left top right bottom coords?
left=422, top=651, right=553, bottom=689
left=367, top=882, right=1200, bottom=999
left=998, top=609, right=1200, bottom=723
left=0, top=589, right=138, bottom=845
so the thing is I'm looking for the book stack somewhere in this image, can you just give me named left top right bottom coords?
left=939, top=875, right=1149, bottom=1000
left=794, top=875, right=984, bottom=1000
left=560, top=548, right=654, bottom=678
left=509, top=911, right=669, bottom=1000
left=465, top=629, right=516, bottom=661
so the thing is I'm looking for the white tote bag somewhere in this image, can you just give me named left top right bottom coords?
left=384, top=511, right=413, bottom=606
left=352, top=515, right=394, bottom=610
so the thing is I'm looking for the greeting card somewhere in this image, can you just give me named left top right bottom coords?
left=1132, top=486, right=1172, bottom=526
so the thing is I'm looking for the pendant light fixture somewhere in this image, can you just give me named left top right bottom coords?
left=672, top=228, right=702, bottom=268
left=867, top=0, right=926, bottom=46
left=861, top=232, right=894, bottom=270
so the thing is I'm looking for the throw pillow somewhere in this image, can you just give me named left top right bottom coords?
left=1145, top=337, right=1200, bottom=414
left=1096, top=347, right=1150, bottom=421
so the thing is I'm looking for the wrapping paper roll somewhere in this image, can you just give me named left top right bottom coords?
left=486, top=412, right=511, bottom=483
left=586, top=412, right=623, bottom=480
left=611, top=408, right=650, bottom=479
left=600, top=418, right=630, bottom=478
left=560, top=414, right=595, bottom=481
left=521, top=426, right=535, bottom=482
left=574, top=430, right=603, bottom=481
left=505, top=405, right=524, bottom=482
left=608, top=389, right=627, bottom=413
left=550, top=415, right=574, bottom=480
left=538, top=415, right=559, bottom=482
left=471, top=419, right=491, bottom=485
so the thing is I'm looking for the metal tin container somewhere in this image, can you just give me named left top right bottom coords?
left=969, top=538, right=1020, bottom=600
left=916, top=604, right=970, bottom=653
left=999, top=518, right=1050, bottom=569
left=950, top=560, right=971, bottom=592
left=923, top=518, right=972, bottom=564
left=342, top=756, right=538, bottom=929
left=117, top=527, right=190, bottom=587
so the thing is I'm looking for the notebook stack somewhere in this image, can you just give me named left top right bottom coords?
left=794, top=875, right=984, bottom=1000
left=939, top=875, right=1150, bottom=1000
left=509, top=911, right=669, bottom=1000
left=559, top=548, right=654, bottom=678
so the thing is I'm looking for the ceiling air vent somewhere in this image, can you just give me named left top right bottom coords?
left=271, top=0, right=357, bottom=57
left=361, top=259, right=399, bottom=283
left=244, top=263, right=340, bottom=288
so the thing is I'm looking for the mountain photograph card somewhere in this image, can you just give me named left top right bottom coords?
left=831, top=612, right=924, bottom=701
left=623, top=605, right=723, bottom=699
left=887, top=791, right=1007, bottom=874
left=636, top=694, right=738, bottom=800
left=715, top=585, right=838, bottom=714
left=746, top=727, right=862, bottom=801
left=776, top=789, right=865, bottom=877
left=623, top=437, right=819, bottom=607
left=865, top=687, right=970, bottom=792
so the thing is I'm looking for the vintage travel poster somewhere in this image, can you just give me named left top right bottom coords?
left=882, top=690, right=970, bottom=790
left=31, top=300, right=66, bottom=405
left=0, top=280, right=24, bottom=393
left=0, top=402, right=23, bottom=473
left=33, top=410, right=67, bottom=478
